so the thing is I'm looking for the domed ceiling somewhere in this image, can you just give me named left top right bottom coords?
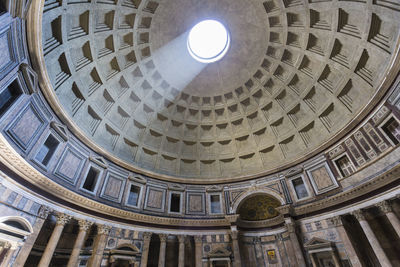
left=35, top=0, right=400, bottom=182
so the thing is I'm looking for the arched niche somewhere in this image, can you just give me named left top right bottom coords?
left=231, top=189, right=285, bottom=214
left=0, top=216, right=33, bottom=248
left=236, top=194, right=282, bottom=221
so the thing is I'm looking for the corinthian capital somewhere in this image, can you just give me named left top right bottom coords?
left=352, top=210, right=365, bottom=221
left=376, top=201, right=392, bottom=214
left=78, top=220, right=93, bottom=231
left=159, top=234, right=168, bottom=242
left=98, top=224, right=112, bottom=235
left=330, top=216, right=343, bottom=227
left=143, top=232, right=152, bottom=241
left=55, top=213, right=72, bottom=226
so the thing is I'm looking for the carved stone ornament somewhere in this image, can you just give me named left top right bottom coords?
left=231, top=231, right=239, bottom=240
left=286, top=222, right=295, bottom=234
left=330, top=216, right=343, bottom=227
left=56, top=213, right=72, bottom=226
left=142, top=232, right=152, bottom=241
left=376, top=200, right=392, bottom=214
left=352, top=210, right=365, bottom=221
left=177, top=235, right=186, bottom=243
left=78, top=220, right=93, bottom=231
left=194, top=235, right=203, bottom=243
left=98, top=224, right=112, bottom=235
left=159, top=234, right=168, bottom=242
left=38, top=205, right=53, bottom=219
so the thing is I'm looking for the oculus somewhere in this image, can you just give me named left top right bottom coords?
left=187, top=20, right=230, bottom=63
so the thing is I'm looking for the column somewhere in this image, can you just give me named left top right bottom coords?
left=330, top=216, right=361, bottom=266
left=158, top=234, right=168, bottom=267
left=253, top=237, right=264, bottom=267
left=194, top=235, right=203, bottom=267
left=231, top=231, right=242, bottom=267
left=377, top=201, right=400, bottom=238
left=285, top=218, right=306, bottom=267
left=275, top=234, right=291, bottom=266
left=330, top=250, right=342, bottom=267
left=0, top=242, right=17, bottom=267
left=140, top=232, right=152, bottom=267
left=87, top=224, right=111, bottom=267
left=14, top=206, right=52, bottom=266
left=309, top=253, right=318, bottom=267
left=352, top=210, right=392, bottom=267
left=66, top=220, right=93, bottom=267
left=178, top=235, right=185, bottom=267
left=38, top=213, right=71, bottom=267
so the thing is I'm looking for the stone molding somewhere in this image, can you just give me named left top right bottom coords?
left=78, top=220, right=93, bottom=231
left=376, top=200, right=392, bottom=213
left=55, top=213, right=72, bottom=226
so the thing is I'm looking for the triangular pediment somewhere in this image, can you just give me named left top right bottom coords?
left=50, top=122, right=68, bottom=141
left=206, top=185, right=222, bottom=192
left=20, top=63, right=38, bottom=94
left=304, top=237, right=332, bottom=249
left=208, top=247, right=231, bottom=257
left=90, top=156, right=108, bottom=168
left=285, top=167, right=303, bottom=177
left=128, top=174, right=147, bottom=184
left=168, top=184, right=185, bottom=191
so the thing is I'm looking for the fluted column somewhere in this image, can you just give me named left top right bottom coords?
left=309, top=253, right=318, bottom=267
left=14, top=206, right=52, bottom=267
left=253, top=237, right=264, bottom=267
left=158, top=234, right=168, bottom=267
left=231, top=231, right=242, bottom=267
left=330, top=216, right=361, bottom=266
left=38, top=213, right=71, bottom=267
left=67, top=220, right=93, bottom=267
left=87, top=224, right=111, bottom=267
left=140, top=232, right=152, bottom=267
left=194, top=235, right=203, bottom=267
left=285, top=218, right=306, bottom=267
left=0, top=242, right=16, bottom=267
left=377, top=201, right=400, bottom=239
left=352, top=210, right=392, bottom=267
left=178, top=235, right=185, bottom=267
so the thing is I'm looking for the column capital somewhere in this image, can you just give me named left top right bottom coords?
left=231, top=231, right=239, bottom=240
left=194, top=235, right=203, bottom=243
left=38, top=205, right=53, bottom=219
left=97, top=224, right=111, bottom=235
left=376, top=200, right=392, bottom=213
left=55, top=213, right=72, bottom=226
left=225, top=214, right=239, bottom=224
left=177, top=235, right=186, bottom=243
left=286, top=222, right=295, bottom=233
left=330, top=216, right=343, bottom=227
left=78, top=220, right=93, bottom=231
left=143, top=232, right=152, bottom=241
left=352, top=210, right=365, bottom=221
left=159, top=233, right=168, bottom=242
left=275, top=234, right=283, bottom=241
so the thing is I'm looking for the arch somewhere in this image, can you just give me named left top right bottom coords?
left=0, top=216, right=33, bottom=234
left=231, top=189, right=285, bottom=214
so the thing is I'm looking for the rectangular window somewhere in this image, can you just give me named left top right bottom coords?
left=210, top=195, right=222, bottom=214
left=292, top=177, right=309, bottom=200
left=170, top=193, right=181, bottom=213
left=382, top=117, right=400, bottom=145
left=82, top=167, right=100, bottom=192
left=127, top=185, right=141, bottom=207
left=0, top=80, right=22, bottom=117
left=35, top=134, right=59, bottom=166
left=335, top=155, right=355, bottom=177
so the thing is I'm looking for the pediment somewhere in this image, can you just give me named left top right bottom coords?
left=168, top=184, right=185, bottom=191
left=206, top=185, right=222, bottom=192
left=208, top=247, right=231, bottom=257
left=304, top=237, right=333, bottom=249
left=128, top=174, right=147, bottom=184
left=89, top=156, right=108, bottom=168
left=50, top=121, right=68, bottom=141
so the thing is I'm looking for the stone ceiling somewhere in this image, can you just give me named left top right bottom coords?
left=37, top=0, right=400, bottom=182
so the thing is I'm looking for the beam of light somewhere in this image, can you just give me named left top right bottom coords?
left=151, top=31, right=207, bottom=93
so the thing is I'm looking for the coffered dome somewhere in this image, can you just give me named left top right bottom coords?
left=34, top=0, right=400, bottom=182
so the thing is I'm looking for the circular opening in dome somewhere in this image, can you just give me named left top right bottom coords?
left=187, top=20, right=230, bottom=63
